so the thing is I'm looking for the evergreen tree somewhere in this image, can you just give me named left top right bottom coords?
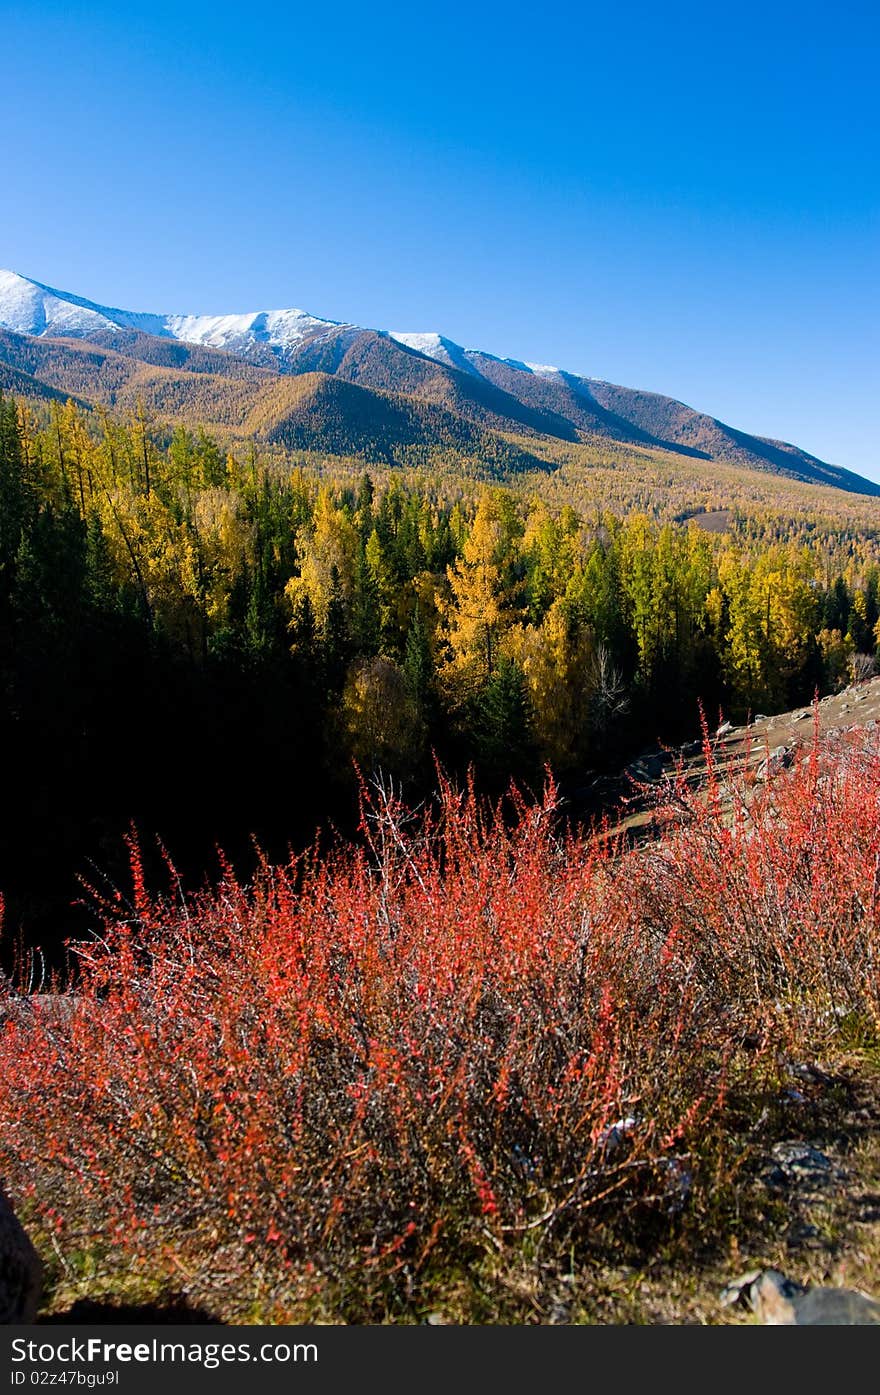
left=474, top=658, right=535, bottom=785
left=244, top=551, right=277, bottom=660
left=355, top=473, right=375, bottom=536
left=403, top=607, right=433, bottom=704
left=0, top=393, right=29, bottom=588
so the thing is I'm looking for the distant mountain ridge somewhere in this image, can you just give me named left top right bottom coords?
left=0, top=268, right=875, bottom=496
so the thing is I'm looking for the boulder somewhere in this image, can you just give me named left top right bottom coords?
left=624, top=747, right=666, bottom=782
left=793, top=1287, right=880, bottom=1325
left=755, top=745, right=793, bottom=781
left=721, top=1268, right=802, bottom=1323
left=768, top=1140, right=834, bottom=1186
left=722, top=1268, right=880, bottom=1325
left=0, top=1189, right=42, bottom=1323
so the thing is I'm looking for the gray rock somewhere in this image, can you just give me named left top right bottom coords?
left=785, top=1061, right=832, bottom=1086
left=625, top=751, right=665, bottom=782
left=793, top=1288, right=880, bottom=1325
left=770, top=1140, right=833, bottom=1184
left=722, top=1268, right=880, bottom=1325
left=785, top=1220, right=821, bottom=1248
left=0, top=1190, right=42, bottom=1323
left=755, top=745, right=793, bottom=781
left=721, top=1268, right=802, bottom=1322
left=720, top=1266, right=765, bottom=1304
left=782, top=1087, right=807, bottom=1105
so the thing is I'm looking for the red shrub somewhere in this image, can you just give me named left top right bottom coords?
left=0, top=730, right=878, bottom=1316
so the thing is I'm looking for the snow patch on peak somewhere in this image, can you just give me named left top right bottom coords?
left=0, top=269, right=119, bottom=339
left=460, top=346, right=566, bottom=383
left=164, top=312, right=263, bottom=348
left=389, top=331, right=480, bottom=377
left=165, top=306, right=346, bottom=354
left=483, top=351, right=563, bottom=380
left=0, top=271, right=348, bottom=359
left=0, top=270, right=50, bottom=335
left=523, top=361, right=563, bottom=381
left=390, top=331, right=444, bottom=356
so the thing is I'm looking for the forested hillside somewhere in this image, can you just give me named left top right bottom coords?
left=2, top=390, right=880, bottom=953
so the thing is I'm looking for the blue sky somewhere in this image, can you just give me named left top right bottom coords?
left=1, top=1, right=878, bottom=475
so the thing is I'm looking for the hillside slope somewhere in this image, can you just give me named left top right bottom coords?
left=0, top=328, right=542, bottom=474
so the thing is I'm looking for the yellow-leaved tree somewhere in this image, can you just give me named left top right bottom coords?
left=506, top=599, right=594, bottom=766
left=441, top=492, right=521, bottom=692
left=341, top=656, right=424, bottom=774
left=284, top=486, right=359, bottom=626
left=718, top=544, right=818, bottom=708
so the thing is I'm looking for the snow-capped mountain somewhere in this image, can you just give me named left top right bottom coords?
left=0, top=269, right=352, bottom=362
left=388, top=331, right=568, bottom=384
left=0, top=269, right=568, bottom=383
left=388, top=332, right=484, bottom=377
left=0, top=268, right=874, bottom=497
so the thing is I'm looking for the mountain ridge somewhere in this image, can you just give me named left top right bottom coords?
left=0, top=268, right=875, bottom=497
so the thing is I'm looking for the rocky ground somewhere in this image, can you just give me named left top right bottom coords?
left=567, top=678, right=880, bottom=1322
left=607, top=675, right=880, bottom=838
left=591, top=1054, right=880, bottom=1324
left=702, top=675, right=880, bottom=780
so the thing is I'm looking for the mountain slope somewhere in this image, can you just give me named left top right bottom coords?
left=0, top=327, right=273, bottom=422
left=0, top=357, right=77, bottom=406
left=245, top=371, right=546, bottom=470
left=0, top=269, right=875, bottom=496
left=0, top=327, right=542, bottom=474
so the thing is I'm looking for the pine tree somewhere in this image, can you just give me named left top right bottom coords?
left=0, top=393, right=29, bottom=587
left=403, top=607, right=433, bottom=704
left=474, top=657, right=535, bottom=784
